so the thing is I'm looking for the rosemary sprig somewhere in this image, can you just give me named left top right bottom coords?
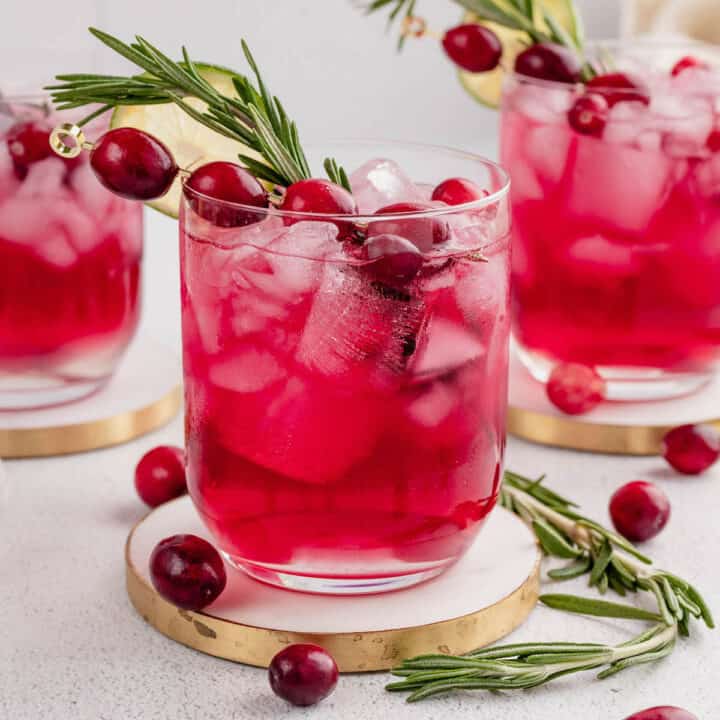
left=365, top=0, right=595, bottom=79
left=46, top=29, right=347, bottom=189
left=387, top=471, right=713, bottom=702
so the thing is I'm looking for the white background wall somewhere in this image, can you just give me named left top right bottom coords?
left=1, top=0, right=623, bottom=345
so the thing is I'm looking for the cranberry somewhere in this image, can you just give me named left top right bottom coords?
left=586, top=73, right=650, bottom=106
left=6, top=121, right=52, bottom=177
left=135, top=445, right=187, bottom=507
left=268, top=644, right=338, bottom=707
left=186, top=161, right=268, bottom=227
left=364, top=233, right=424, bottom=285
left=624, top=707, right=698, bottom=720
left=90, top=127, right=178, bottom=201
left=707, top=129, right=720, bottom=152
left=546, top=363, right=605, bottom=415
left=609, top=481, right=671, bottom=543
left=280, top=178, right=357, bottom=239
left=567, top=93, right=609, bottom=137
left=671, top=55, right=708, bottom=77
left=514, top=43, right=581, bottom=84
left=442, top=24, right=502, bottom=73
left=662, top=424, right=720, bottom=475
left=431, top=177, right=488, bottom=205
left=149, top=534, right=226, bottom=611
left=370, top=202, right=449, bottom=253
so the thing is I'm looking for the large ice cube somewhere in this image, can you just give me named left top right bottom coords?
left=209, top=346, right=287, bottom=394
left=349, top=158, right=424, bottom=213
left=17, top=157, right=68, bottom=199
left=524, top=125, right=573, bottom=185
left=561, top=234, right=641, bottom=280
left=70, top=162, right=115, bottom=220
left=297, top=265, right=426, bottom=384
left=410, top=317, right=485, bottom=379
left=512, top=83, right=573, bottom=125
left=566, top=137, right=673, bottom=234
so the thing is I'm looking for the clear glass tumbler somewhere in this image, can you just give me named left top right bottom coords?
left=180, top=141, right=511, bottom=594
left=0, top=95, right=143, bottom=409
left=501, top=44, right=720, bottom=400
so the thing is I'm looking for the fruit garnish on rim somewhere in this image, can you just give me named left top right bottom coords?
left=46, top=29, right=354, bottom=219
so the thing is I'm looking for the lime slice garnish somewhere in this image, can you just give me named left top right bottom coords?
left=458, top=1, right=579, bottom=109
left=110, top=64, right=262, bottom=218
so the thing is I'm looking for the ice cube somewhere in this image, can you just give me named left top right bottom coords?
left=297, top=265, right=427, bottom=384
left=17, top=157, right=67, bottom=198
left=406, top=381, right=459, bottom=429
left=562, top=234, right=640, bottom=279
left=209, top=346, right=287, bottom=393
left=349, top=158, right=424, bottom=213
left=660, top=99, right=714, bottom=157
left=512, top=84, right=574, bottom=125
left=213, top=372, right=385, bottom=485
left=566, top=137, right=673, bottom=234
left=524, top=125, right=573, bottom=185
left=33, top=228, right=78, bottom=268
left=410, top=318, right=485, bottom=379
left=70, top=162, right=115, bottom=220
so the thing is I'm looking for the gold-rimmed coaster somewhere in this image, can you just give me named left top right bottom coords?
left=0, top=336, right=182, bottom=458
left=508, top=352, right=720, bottom=455
left=126, top=496, right=541, bottom=673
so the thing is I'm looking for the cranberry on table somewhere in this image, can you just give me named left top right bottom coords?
left=431, top=177, right=488, bottom=205
left=186, top=161, right=268, bottom=227
left=364, top=233, right=424, bottom=285
left=6, top=121, right=52, bottom=176
left=135, top=445, right=187, bottom=507
left=671, top=55, right=708, bottom=77
left=442, top=24, right=502, bottom=73
left=609, top=481, right=671, bottom=543
left=90, top=127, right=178, bottom=200
left=268, top=644, right=339, bottom=707
left=624, top=707, right=698, bottom=720
left=662, top=424, right=720, bottom=475
left=514, top=42, right=581, bottom=84
left=586, top=73, right=650, bottom=106
left=546, top=363, right=605, bottom=415
left=149, top=534, right=226, bottom=611
left=370, top=201, right=449, bottom=253
left=567, top=93, right=609, bottom=137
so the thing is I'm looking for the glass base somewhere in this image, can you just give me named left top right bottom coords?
left=225, top=555, right=451, bottom=596
left=517, top=346, right=713, bottom=402
left=0, top=373, right=107, bottom=410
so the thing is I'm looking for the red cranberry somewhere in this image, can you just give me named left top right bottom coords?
left=568, top=93, right=609, bottom=137
left=268, top=644, right=338, bottom=707
left=514, top=43, right=581, bottom=84
left=609, top=481, right=671, bottom=543
left=370, top=202, right=449, bottom=253
left=149, top=534, right=226, bottom=611
left=135, top=445, right=187, bottom=507
left=662, top=424, right=720, bottom=475
left=364, top=233, right=424, bottom=285
left=280, top=178, right=357, bottom=239
left=431, top=177, right=488, bottom=205
left=586, top=73, right=650, bottom=106
left=624, top=707, right=698, bottom=720
left=671, top=56, right=708, bottom=77
left=707, top=129, right=720, bottom=152
left=6, top=121, right=52, bottom=177
left=546, top=363, right=605, bottom=415
left=90, top=127, right=178, bottom=201
left=186, top=161, right=268, bottom=227
left=442, top=24, right=502, bottom=73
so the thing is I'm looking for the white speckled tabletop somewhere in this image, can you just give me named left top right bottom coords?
left=2, top=212, right=719, bottom=720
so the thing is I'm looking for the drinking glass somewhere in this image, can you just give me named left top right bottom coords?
left=0, top=95, right=142, bottom=409
left=180, top=141, right=511, bottom=594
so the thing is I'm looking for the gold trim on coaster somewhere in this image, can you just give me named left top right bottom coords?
left=125, top=517, right=541, bottom=673
left=508, top=406, right=720, bottom=456
left=0, top=386, right=182, bottom=458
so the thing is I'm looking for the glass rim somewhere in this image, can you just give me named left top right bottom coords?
left=182, top=138, right=510, bottom=223
left=507, top=37, right=720, bottom=94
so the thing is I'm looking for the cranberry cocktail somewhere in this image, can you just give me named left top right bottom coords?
left=502, top=46, right=720, bottom=399
left=0, top=98, right=142, bottom=408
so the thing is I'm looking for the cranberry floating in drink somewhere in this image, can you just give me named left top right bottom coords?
left=0, top=99, right=142, bottom=408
